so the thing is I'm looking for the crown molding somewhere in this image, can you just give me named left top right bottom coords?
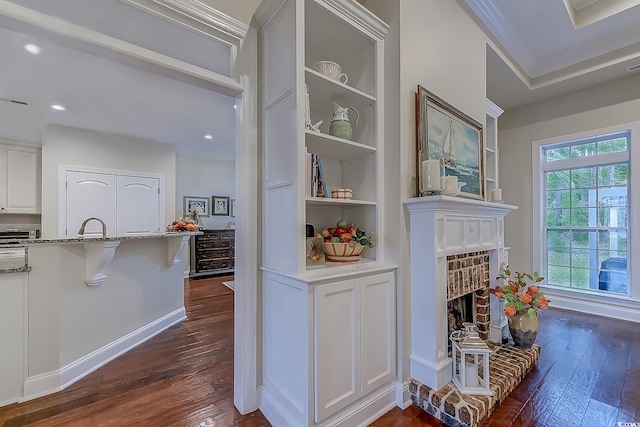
left=321, top=0, right=388, bottom=40
left=485, top=98, right=504, bottom=118
left=254, top=0, right=289, bottom=30
left=256, top=0, right=388, bottom=39
left=117, top=0, right=248, bottom=46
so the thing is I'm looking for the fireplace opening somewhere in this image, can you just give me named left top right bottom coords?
left=446, top=251, right=491, bottom=344
left=447, top=293, right=474, bottom=336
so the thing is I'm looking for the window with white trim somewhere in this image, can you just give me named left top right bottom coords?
left=540, top=131, right=629, bottom=295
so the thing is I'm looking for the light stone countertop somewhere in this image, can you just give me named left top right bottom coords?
left=0, top=231, right=202, bottom=248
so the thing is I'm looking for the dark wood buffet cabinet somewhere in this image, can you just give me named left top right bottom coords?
left=190, top=229, right=235, bottom=278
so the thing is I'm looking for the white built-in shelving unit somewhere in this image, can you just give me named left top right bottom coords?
left=256, top=1, right=396, bottom=425
left=485, top=98, right=504, bottom=200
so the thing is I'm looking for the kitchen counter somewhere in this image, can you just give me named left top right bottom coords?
left=0, top=230, right=196, bottom=405
left=0, top=247, right=30, bottom=274
left=0, top=231, right=201, bottom=248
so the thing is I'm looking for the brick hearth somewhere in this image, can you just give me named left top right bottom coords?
left=409, top=343, right=540, bottom=427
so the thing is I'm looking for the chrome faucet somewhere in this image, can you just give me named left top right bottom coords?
left=78, top=217, right=107, bottom=238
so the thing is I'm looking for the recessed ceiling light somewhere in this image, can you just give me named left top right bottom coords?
left=51, top=104, right=66, bottom=111
left=204, top=134, right=213, bottom=140
left=233, top=105, right=237, bottom=109
left=24, top=44, right=41, bottom=54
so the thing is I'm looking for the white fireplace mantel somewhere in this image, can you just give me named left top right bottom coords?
left=403, top=195, right=517, bottom=391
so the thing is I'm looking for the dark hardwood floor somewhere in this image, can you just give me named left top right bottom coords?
left=0, top=276, right=269, bottom=427
left=2, top=280, right=638, bottom=427
left=372, top=307, right=640, bottom=427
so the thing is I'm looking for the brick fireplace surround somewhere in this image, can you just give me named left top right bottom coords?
left=404, top=196, right=539, bottom=427
left=447, top=251, right=491, bottom=341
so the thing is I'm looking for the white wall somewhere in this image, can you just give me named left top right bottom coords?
left=499, top=73, right=640, bottom=273
left=498, top=74, right=640, bottom=321
left=359, top=0, right=490, bottom=390
left=41, top=125, right=176, bottom=238
left=175, top=153, right=235, bottom=230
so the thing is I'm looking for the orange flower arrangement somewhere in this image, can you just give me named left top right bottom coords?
left=489, top=266, right=550, bottom=319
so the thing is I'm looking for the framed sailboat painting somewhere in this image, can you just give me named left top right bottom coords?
left=415, top=85, right=484, bottom=200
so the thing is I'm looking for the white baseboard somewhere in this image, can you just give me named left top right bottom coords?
left=331, top=383, right=396, bottom=427
left=543, top=288, right=640, bottom=323
left=259, top=382, right=397, bottom=427
left=409, top=354, right=452, bottom=392
left=259, top=385, right=302, bottom=427
left=396, top=381, right=412, bottom=409
left=22, top=307, right=186, bottom=402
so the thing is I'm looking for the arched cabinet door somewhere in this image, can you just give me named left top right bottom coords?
left=64, top=170, right=161, bottom=238
left=116, top=175, right=160, bottom=236
left=66, top=171, right=117, bottom=237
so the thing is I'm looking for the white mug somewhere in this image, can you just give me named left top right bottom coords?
left=313, top=61, right=348, bottom=84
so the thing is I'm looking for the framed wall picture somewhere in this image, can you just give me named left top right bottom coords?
left=212, top=196, right=230, bottom=216
left=415, top=85, right=484, bottom=200
left=183, top=196, right=210, bottom=217
left=230, top=198, right=236, bottom=218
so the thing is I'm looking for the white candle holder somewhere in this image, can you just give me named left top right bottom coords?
left=421, top=159, right=443, bottom=196
left=491, top=188, right=503, bottom=202
left=450, top=324, right=492, bottom=396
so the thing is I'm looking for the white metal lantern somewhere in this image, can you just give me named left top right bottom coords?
left=450, top=323, right=492, bottom=396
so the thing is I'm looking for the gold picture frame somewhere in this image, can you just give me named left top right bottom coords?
left=415, top=85, right=484, bottom=200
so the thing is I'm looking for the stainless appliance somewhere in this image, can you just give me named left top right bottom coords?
left=0, top=230, right=30, bottom=244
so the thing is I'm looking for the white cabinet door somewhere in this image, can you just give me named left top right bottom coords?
left=0, top=145, right=41, bottom=214
left=360, top=271, right=396, bottom=395
left=116, top=175, right=160, bottom=235
left=66, top=171, right=117, bottom=237
left=0, top=272, right=26, bottom=406
left=314, top=278, right=361, bottom=422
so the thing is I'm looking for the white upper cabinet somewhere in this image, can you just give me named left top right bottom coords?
left=0, top=143, right=41, bottom=214
left=116, top=175, right=160, bottom=236
left=66, top=171, right=117, bottom=237
left=257, top=0, right=387, bottom=275
left=64, top=169, right=162, bottom=238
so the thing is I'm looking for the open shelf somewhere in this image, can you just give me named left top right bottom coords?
left=305, top=68, right=375, bottom=115
left=305, top=67, right=375, bottom=101
left=306, top=256, right=377, bottom=271
left=305, top=130, right=376, bottom=160
left=305, top=196, right=376, bottom=206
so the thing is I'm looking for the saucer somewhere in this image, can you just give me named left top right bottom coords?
left=326, top=254, right=361, bottom=263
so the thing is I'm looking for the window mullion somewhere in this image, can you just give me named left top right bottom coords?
left=542, top=151, right=628, bottom=172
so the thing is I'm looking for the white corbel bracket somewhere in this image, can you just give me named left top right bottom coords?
left=167, top=234, right=191, bottom=266
left=83, top=241, right=121, bottom=286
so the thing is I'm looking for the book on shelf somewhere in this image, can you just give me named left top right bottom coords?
left=307, top=152, right=329, bottom=198
left=305, top=149, right=311, bottom=197
left=317, top=156, right=328, bottom=198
